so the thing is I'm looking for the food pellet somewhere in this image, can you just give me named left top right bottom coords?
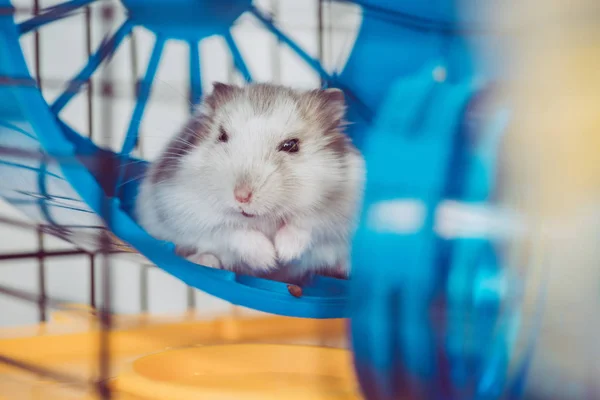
left=287, top=284, right=303, bottom=298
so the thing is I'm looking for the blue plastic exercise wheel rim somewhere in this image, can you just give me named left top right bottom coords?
left=0, top=0, right=383, bottom=318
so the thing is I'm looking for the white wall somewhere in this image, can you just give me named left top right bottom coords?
left=0, top=0, right=360, bottom=326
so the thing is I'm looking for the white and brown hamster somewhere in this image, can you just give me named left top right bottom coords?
left=135, top=82, right=365, bottom=283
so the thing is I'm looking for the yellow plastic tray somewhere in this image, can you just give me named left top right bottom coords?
left=113, top=344, right=358, bottom=400
left=0, top=305, right=357, bottom=399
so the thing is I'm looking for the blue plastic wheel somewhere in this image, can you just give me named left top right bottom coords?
left=0, top=0, right=378, bottom=318
left=0, top=0, right=531, bottom=398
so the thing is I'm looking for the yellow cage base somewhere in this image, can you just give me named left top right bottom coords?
left=0, top=305, right=360, bottom=400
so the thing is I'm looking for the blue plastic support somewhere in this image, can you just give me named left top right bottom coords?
left=50, top=19, right=133, bottom=114
left=188, top=41, right=202, bottom=109
left=121, top=35, right=165, bottom=156
left=444, top=102, right=512, bottom=398
left=350, top=64, right=476, bottom=399
left=115, top=35, right=165, bottom=195
left=223, top=30, right=252, bottom=83
left=119, top=0, right=251, bottom=41
left=335, top=0, right=478, bottom=150
left=18, top=0, right=96, bottom=35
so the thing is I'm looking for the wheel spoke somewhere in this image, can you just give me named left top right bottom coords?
left=223, top=30, right=252, bottom=83
left=189, top=41, right=202, bottom=111
left=0, top=160, right=64, bottom=180
left=249, top=5, right=330, bottom=81
left=18, top=0, right=97, bottom=36
left=249, top=5, right=373, bottom=121
left=37, top=156, right=58, bottom=225
left=50, top=20, right=133, bottom=114
left=121, top=36, right=165, bottom=155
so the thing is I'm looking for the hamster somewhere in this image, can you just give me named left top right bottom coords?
left=135, top=82, right=365, bottom=283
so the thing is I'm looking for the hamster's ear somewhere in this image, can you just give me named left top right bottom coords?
left=212, top=82, right=237, bottom=96
left=323, top=88, right=346, bottom=124
left=206, top=82, right=239, bottom=110
left=306, top=88, right=346, bottom=131
left=321, top=88, right=345, bottom=106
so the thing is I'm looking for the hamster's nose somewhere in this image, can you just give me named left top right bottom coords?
left=234, top=184, right=253, bottom=204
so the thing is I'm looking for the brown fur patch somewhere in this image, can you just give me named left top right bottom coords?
left=325, top=131, right=351, bottom=158
left=151, top=116, right=208, bottom=184
left=297, top=88, right=346, bottom=133
left=317, top=267, right=349, bottom=280
left=206, top=82, right=241, bottom=110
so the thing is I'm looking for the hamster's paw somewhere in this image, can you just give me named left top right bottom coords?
left=189, top=252, right=222, bottom=269
left=175, top=245, right=199, bottom=258
left=231, top=230, right=277, bottom=272
left=176, top=246, right=223, bottom=269
left=274, top=225, right=311, bottom=263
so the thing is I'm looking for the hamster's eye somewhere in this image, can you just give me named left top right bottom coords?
left=278, top=138, right=300, bottom=153
left=218, top=127, right=229, bottom=143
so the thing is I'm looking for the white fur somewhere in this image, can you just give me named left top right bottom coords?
left=136, top=84, right=366, bottom=281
